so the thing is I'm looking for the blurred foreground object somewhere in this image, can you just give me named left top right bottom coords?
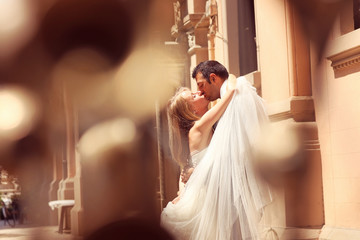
left=84, top=218, right=174, bottom=240
left=289, top=0, right=351, bottom=58
left=0, top=0, right=37, bottom=61
left=255, top=121, right=323, bottom=239
left=0, top=85, right=40, bottom=143
left=40, top=0, right=134, bottom=65
left=0, top=0, right=176, bottom=237
left=255, top=123, right=304, bottom=180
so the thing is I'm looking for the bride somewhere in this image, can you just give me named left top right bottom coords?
left=162, top=75, right=271, bottom=240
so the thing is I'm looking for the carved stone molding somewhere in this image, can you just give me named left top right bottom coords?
left=267, top=98, right=292, bottom=122
left=269, top=111, right=293, bottom=122
left=268, top=95, right=315, bottom=122
left=319, top=225, right=360, bottom=240
left=187, top=44, right=208, bottom=56
left=206, top=0, right=218, bottom=36
left=328, top=47, right=360, bottom=71
left=326, top=29, right=360, bottom=73
left=304, top=139, right=320, bottom=150
left=182, top=13, right=209, bottom=32
left=187, top=32, right=195, bottom=49
left=290, top=96, right=315, bottom=122
left=171, top=1, right=182, bottom=39
left=185, top=26, right=209, bottom=55
left=206, top=0, right=218, bottom=17
left=206, top=0, right=217, bottom=60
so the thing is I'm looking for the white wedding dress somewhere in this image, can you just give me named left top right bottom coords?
left=161, top=77, right=272, bottom=240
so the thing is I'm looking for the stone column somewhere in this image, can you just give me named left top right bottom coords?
left=207, top=0, right=218, bottom=60
left=261, top=1, right=324, bottom=239
left=182, top=0, right=209, bottom=88
left=171, top=1, right=209, bottom=88
left=71, top=148, right=84, bottom=236
left=56, top=85, right=76, bottom=231
left=287, top=0, right=315, bottom=123
left=186, top=20, right=209, bottom=78
left=48, top=149, right=63, bottom=225
left=58, top=86, right=76, bottom=201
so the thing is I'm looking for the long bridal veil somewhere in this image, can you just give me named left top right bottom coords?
left=161, top=77, right=272, bottom=240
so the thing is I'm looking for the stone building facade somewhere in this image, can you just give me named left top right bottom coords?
left=159, top=0, right=360, bottom=239
left=1, top=0, right=359, bottom=239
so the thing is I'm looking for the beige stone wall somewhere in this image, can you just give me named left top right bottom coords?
left=315, top=19, right=360, bottom=238
left=255, top=0, right=291, bottom=102
left=222, top=0, right=325, bottom=238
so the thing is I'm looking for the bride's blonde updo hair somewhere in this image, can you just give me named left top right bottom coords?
left=167, top=87, right=200, bottom=168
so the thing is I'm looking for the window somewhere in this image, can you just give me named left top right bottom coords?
left=354, top=0, right=360, bottom=29
left=238, top=0, right=257, bottom=75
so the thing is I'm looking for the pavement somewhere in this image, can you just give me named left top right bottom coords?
left=0, top=223, right=82, bottom=240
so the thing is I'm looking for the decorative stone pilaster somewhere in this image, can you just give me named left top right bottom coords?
left=71, top=149, right=84, bottom=236
left=171, top=1, right=182, bottom=40
left=262, top=4, right=323, bottom=238
left=184, top=14, right=209, bottom=62
left=56, top=85, right=76, bottom=231
left=170, top=0, right=210, bottom=86
left=48, top=150, right=63, bottom=225
left=206, top=0, right=218, bottom=60
left=58, top=86, right=76, bottom=201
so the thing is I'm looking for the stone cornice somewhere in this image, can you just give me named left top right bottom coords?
left=267, top=98, right=292, bottom=122
left=182, top=13, right=209, bottom=32
left=320, top=225, right=360, bottom=240
left=326, top=29, right=360, bottom=71
left=269, top=111, right=293, bottom=122
left=304, top=139, right=320, bottom=150
left=187, top=45, right=207, bottom=55
left=267, top=96, right=315, bottom=122
left=290, top=96, right=315, bottom=122
left=328, top=47, right=360, bottom=71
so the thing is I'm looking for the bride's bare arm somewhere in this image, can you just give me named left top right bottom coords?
left=194, top=81, right=236, bottom=133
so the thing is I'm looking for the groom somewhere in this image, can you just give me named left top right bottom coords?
left=179, top=61, right=230, bottom=184
left=191, top=60, right=272, bottom=239
left=181, top=61, right=244, bottom=184
left=192, top=60, right=232, bottom=101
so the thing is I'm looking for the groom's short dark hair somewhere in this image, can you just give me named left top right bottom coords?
left=192, top=60, right=229, bottom=84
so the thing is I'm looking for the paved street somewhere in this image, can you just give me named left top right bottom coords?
left=0, top=224, right=81, bottom=240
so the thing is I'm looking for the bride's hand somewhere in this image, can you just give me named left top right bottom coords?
left=226, top=74, right=237, bottom=92
left=181, top=167, right=194, bottom=184
left=172, top=195, right=180, bottom=204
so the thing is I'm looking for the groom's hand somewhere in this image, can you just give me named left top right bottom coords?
left=227, top=74, right=237, bottom=92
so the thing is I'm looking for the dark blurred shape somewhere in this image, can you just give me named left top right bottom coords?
left=290, top=0, right=351, bottom=59
left=84, top=218, right=174, bottom=240
left=355, top=0, right=360, bottom=29
left=40, top=0, right=134, bottom=67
